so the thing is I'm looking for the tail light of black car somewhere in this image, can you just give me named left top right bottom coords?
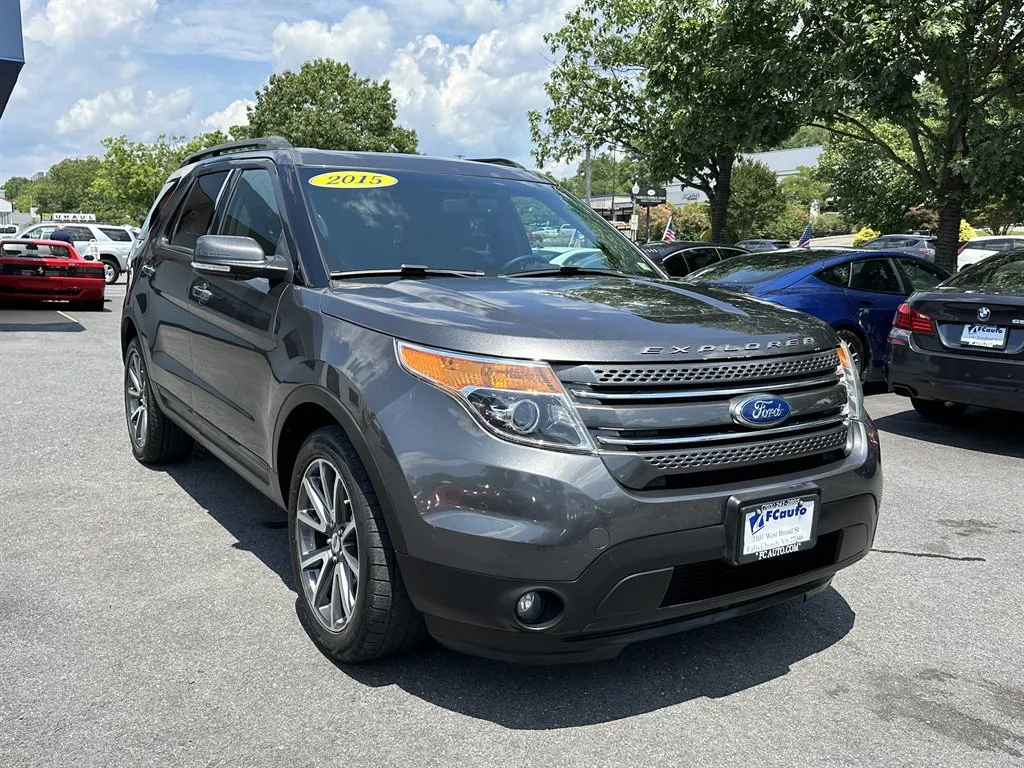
left=890, top=302, right=934, bottom=345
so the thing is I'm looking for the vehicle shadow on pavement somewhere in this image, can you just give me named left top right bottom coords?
left=873, top=407, right=1024, bottom=459
left=160, top=449, right=292, bottom=585
left=341, top=589, right=855, bottom=729
left=0, top=303, right=87, bottom=331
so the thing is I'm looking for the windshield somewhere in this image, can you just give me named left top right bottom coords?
left=942, top=251, right=1024, bottom=292
left=681, top=249, right=825, bottom=286
left=299, top=167, right=659, bottom=278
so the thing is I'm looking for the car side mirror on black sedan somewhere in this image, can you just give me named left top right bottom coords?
left=193, top=234, right=293, bottom=282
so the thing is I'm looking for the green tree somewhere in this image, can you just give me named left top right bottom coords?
left=242, top=59, right=417, bottom=153
left=761, top=0, right=1024, bottom=271
left=817, top=124, right=924, bottom=233
left=780, top=166, right=830, bottom=207
left=561, top=151, right=644, bottom=199
left=32, top=157, right=102, bottom=213
left=88, top=131, right=228, bottom=223
left=729, top=160, right=787, bottom=241
left=1, top=175, right=30, bottom=204
left=529, top=0, right=806, bottom=244
left=775, top=126, right=831, bottom=150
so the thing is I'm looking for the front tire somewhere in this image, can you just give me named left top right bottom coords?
left=911, top=397, right=967, bottom=422
left=836, top=329, right=868, bottom=380
left=124, top=337, right=193, bottom=463
left=288, top=426, right=424, bottom=663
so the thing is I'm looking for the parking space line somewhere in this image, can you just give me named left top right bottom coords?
left=57, top=310, right=80, bottom=324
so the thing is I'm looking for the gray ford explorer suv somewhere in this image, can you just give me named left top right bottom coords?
left=121, top=137, right=882, bottom=664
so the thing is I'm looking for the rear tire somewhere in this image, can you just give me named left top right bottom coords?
left=288, top=426, right=425, bottom=663
left=911, top=397, right=967, bottom=422
left=124, top=337, right=193, bottom=463
left=102, top=259, right=120, bottom=285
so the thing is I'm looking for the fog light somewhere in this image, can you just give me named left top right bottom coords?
left=515, top=591, right=544, bottom=623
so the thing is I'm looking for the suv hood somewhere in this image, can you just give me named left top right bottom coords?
left=320, top=275, right=837, bottom=363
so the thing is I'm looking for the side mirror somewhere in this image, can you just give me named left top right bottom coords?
left=193, top=234, right=293, bottom=282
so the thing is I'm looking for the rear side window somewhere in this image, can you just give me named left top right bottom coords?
left=99, top=227, right=132, bottom=242
left=817, top=263, right=850, bottom=287
left=849, top=259, right=902, bottom=293
left=684, top=248, right=721, bottom=273
left=138, top=180, right=179, bottom=243
left=169, top=171, right=230, bottom=251
left=219, top=169, right=285, bottom=255
left=897, top=258, right=946, bottom=291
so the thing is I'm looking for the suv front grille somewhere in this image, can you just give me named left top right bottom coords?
left=588, top=350, right=839, bottom=386
left=555, top=350, right=851, bottom=489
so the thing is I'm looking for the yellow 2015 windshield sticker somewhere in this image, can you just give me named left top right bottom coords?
left=308, top=171, right=397, bottom=189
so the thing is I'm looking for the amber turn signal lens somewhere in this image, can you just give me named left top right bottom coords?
left=398, top=343, right=562, bottom=394
left=836, top=344, right=853, bottom=372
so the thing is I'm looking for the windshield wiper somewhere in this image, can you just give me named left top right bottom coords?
left=330, top=264, right=485, bottom=280
left=499, top=265, right=627, bottom=278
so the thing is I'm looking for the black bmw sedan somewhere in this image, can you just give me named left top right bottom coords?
left=886, top=249, right=1024, bottom=420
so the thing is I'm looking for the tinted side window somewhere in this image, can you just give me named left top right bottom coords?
left=139, top=180, right=179, bottom=243
left=897, top=258, right=946, bottom=291
left=219, top=169, right=285, bottom=256
left=984, top=239, right=1010, bottom=251
left=169, top=171, right=230, bottom=251
left=817, top=263, right=850, bottom=287
left=716, top=247, right=746, bottom=261
left=99, top=227, right=132, bottom=242
left=684, top=248, right=721, bottom=272
left=28, top=226, right=56, bottom=239
left=68, top=226, right=94, bottom=240
left=849, top=259, right=902, bottom=293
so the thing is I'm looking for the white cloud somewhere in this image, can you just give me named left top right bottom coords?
left=202, top=99, right=254, bottom=133
left=23, top=0, right=157, bottom=48
left=272, top=7, right=393, bottom=75
left=56, top=87, right=194, bottom=134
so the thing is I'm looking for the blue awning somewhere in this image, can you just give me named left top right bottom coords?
left=0, top=2, right=25, bottom=118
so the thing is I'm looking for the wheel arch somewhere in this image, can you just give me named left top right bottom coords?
left=832, top=322, right=871, bottom=356
left=273, top=386, right=407, bottom=553
left=121, top=316, right=139, bottom=359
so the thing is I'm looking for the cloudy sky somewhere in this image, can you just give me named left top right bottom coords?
left=0, top=0, right=581, bottom=185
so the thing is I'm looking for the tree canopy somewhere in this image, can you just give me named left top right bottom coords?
left=529, top=0, right=806, bottom=243
left=240, top=59, right=418, bottom=153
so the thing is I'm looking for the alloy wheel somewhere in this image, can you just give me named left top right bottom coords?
left=103, top=262, right=116, bottom=283
left=125, top=350, right=148, bottom=448
left=295, top=458, right=359, bottom=633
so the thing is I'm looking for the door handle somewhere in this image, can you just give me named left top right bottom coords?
left=859, top=299, right=874, bottom=306
left=191, top=285, right=213, bottom=303
left=140, top=264, right=156, bottom=277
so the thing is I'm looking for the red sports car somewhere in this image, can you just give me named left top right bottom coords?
left=0, top=239, right=106, bottom=310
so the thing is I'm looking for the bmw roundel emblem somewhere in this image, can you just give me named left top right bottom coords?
left=730, top=394, right=792, bottom=429
left=977, top=306, right=991, bottom=321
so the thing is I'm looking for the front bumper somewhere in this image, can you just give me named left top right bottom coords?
left=375, top=382, right=882, bottom=662
left=886, top=338, right=1024, bottom=412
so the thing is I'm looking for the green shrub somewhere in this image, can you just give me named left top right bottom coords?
left=812, top=212, right=850, bottom=237
left=758, top=203, right=808, bottom=241
left=960, top=220, right=977, bottom=242
left=853, top=226, right=880, bottom=246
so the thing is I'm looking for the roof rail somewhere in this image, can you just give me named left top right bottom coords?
left=179, top=136, right=294, bottom=168
left=468, top=157, right=527, bottom=170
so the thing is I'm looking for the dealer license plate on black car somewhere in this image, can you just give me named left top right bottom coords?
left=735, top=495, right=818, bottom=564
left=960, top=324, right=1007, bottom=349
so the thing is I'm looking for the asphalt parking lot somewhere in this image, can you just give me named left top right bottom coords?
left=2, top=289, right=1022, bottom=768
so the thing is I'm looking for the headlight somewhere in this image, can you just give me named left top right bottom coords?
left=396, top=341, right=594, bottom=453
left=836, top=342, right=864, bottom=421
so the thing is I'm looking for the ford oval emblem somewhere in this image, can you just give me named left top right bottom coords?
left=730, top=394, right=792, bottom=429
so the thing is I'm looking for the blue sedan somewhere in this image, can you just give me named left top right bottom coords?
left=681, top=248, right=951, bottom=379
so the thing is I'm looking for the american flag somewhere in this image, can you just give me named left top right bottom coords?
left=797, top=222, right=813, bottom=248
left=663, top=216, right=675, bottom=243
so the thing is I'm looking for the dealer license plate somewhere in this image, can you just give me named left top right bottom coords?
left=739, top=496, right=817, bottom=563
left=960, top=324, right=1007, bottom=349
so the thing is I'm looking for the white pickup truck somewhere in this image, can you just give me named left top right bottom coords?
left=17, top=221, right=135, bottom=284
